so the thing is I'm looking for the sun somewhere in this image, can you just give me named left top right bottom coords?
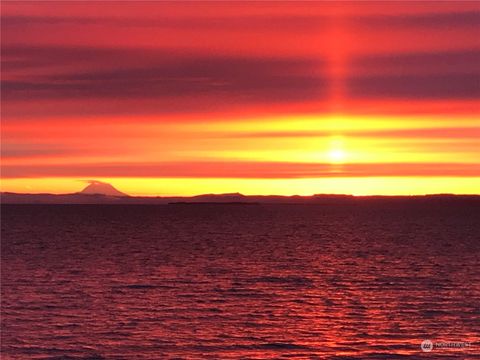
left=328, top=148, right=346, bottom=163
left=327, top=136, right=347, bottom=164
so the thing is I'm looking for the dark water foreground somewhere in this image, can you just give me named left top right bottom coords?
left=1, top=203, right=479, bottom=359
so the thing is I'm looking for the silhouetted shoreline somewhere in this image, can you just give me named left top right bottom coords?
left=2, top=192, right=479, bottom=205
left=169, top=202, right=261, bottom=205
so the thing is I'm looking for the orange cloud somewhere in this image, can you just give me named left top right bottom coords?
left=1, top=2, right=479, bottom=195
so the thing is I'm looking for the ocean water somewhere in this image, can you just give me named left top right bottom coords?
left=1, top=203, right=479, bottom=359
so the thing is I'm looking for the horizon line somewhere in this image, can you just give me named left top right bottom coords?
left=2, top=191, right=480, bottom=198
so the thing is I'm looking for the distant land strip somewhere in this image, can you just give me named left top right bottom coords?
left=1, top=192, right=480, bottom=205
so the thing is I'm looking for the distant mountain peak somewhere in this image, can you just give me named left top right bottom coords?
left=79, top=181, right=128, bottom=197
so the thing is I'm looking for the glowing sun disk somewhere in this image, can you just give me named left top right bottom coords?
left=328, top=148, right=346, bottom=163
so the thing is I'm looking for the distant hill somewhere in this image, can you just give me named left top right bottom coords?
left=0, top=192, right=132, bottom=204
left=1, top=191, right=479, bottom=205
left=190, top=192, right=246, bottom=202
left=79, top=181, right=128, bottom=197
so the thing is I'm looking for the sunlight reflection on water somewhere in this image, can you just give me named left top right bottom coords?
left=2, top=203, right=479, bottom=359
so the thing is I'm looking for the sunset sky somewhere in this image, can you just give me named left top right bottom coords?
left=1, top=1, right=479, bottom=196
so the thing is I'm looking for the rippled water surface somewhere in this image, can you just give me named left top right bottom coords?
left=2, top=203, right=479, bottom=359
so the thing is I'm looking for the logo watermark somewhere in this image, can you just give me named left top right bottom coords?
left=421, top=339, right=472, bottom=352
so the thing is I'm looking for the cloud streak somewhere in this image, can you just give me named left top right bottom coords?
left=10, top=62, right=322, bottom=100
left=219, top=127, right=480, bottom=139
left=3, top=161, right=480, bottom=179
